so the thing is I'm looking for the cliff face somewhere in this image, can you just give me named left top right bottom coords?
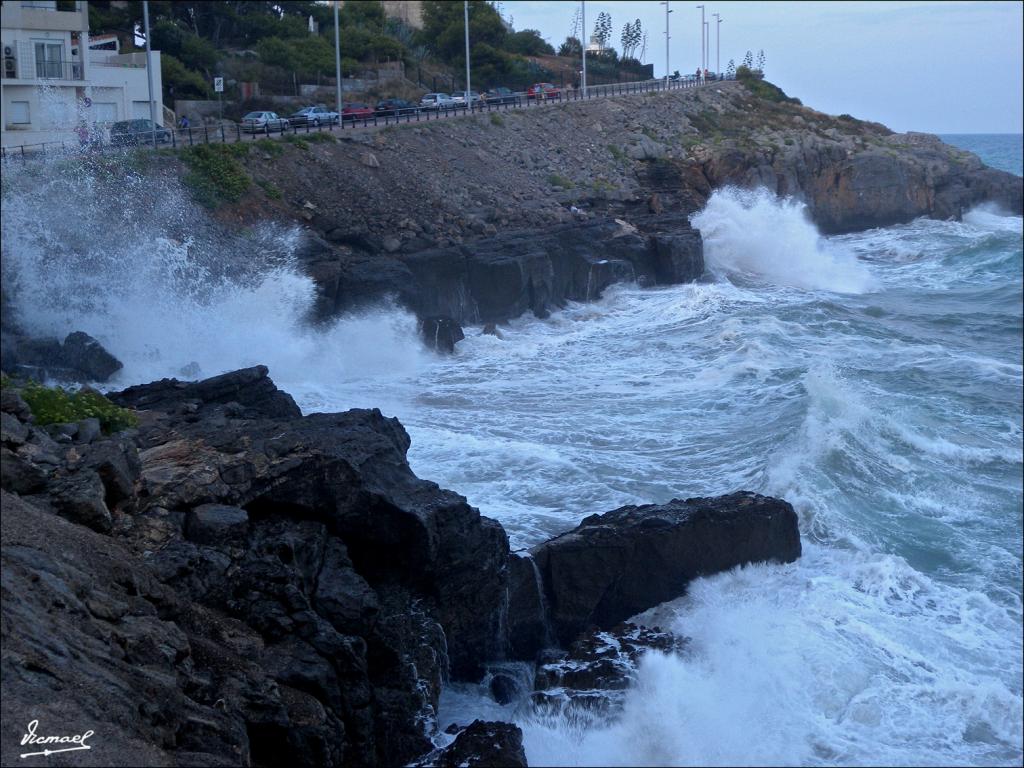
left=224, top=80, right=1020, bottom=252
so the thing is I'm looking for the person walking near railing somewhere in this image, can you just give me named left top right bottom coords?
left=178, top=115, right=190, bottom=130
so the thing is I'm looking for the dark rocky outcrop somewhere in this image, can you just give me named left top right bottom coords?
left=531, top=492, right=801, bottom=645
left=2, top=367, right=804, bottom=767
left=418, top=721, right=528, bottom=768
left=533, top=623, right=688, bottom=716
left=0, top=330, right=123, bottom=383
left=421, top=316, right=465, bottom=353
left=2, top=366, right=509, bottom=767
left=109, top=364, right=301, bottom=418
left=304, top=215, right=704, bottom=328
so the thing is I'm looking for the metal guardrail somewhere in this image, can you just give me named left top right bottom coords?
left=0, top=73, right=735, bottom=161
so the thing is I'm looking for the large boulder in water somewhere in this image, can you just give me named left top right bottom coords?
left=531, top=492, right=801, bottom=645
left=417, top=720, right=528, bottom=768
left=421, top=316, right=465, bottom=353
left=0, top=331, right=123, bottom=383
left=532, top=622, right=687, bottom=717
left=62, top=331, right=123, bottom=381
left=110, top=365, right=300, bottom=419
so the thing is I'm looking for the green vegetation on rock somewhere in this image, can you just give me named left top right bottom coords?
left=7, top=378, right=138, bottom=433
left=736, top=66, right=801, bottom=105
left=547, top=173, right=574, bottom=189
left=181, top=144, right=250, bottom=208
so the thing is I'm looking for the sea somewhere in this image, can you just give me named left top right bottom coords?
left=3, top=133, right=1021, bottom=766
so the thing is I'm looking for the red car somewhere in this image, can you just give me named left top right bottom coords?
left=342, top=103, right=375, bottom=122
left=526, top=83, right=561, bottom=101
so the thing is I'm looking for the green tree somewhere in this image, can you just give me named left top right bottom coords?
left=161, top=53, right=211, bottom=98
left=558, top=36, right=582, bottom=57
left=420, top=0, right=508, bottom=64
left=507, top=29, right=554, bottom=57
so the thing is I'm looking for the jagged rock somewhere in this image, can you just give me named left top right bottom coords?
left=0, top=446, right=47, bottom=493
left=75, top=417, right=101, bottom=445
left=110, top=365, right=300, bottom=419
left=421, top=316, right=465, bottom=353
left=62, top=331, right=123, bottom=382
left=506, top=553, right=552, bottom=661
left=0, top=389, right=32, bottom=420
left=532, top=492, right=801, bottom=644
left=422, top=720, right=528, bottom=768
left=185, top=504, right=249, bottom=547
left=533, top=622, right=687, bottom=716
left=49, top=469, right=112, bottom=533
left=0, top=411, right=29, bottom=446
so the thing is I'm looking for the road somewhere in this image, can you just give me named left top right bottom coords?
left=0, top=76, right=731, bottom=160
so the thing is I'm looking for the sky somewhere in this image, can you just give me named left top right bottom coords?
left=495, top=1, right=1024, bottom=133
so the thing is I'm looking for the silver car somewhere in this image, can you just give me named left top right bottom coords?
left=451, top=91, right=484, bottom=107
left=240, top=111, right=290, bottom=133
left=419, top=93, right=458, bottom=111
left=288, top=106, right=340, bottom=127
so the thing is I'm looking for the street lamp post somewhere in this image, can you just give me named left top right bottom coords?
left=714, top=13, right=721, bottom=76
left=464, top=1, right=472, bottom=111
left=581, top=1, right=587, bottom=96
left=142, top=0, right=157, bottom=147
left=704, top=20, right=709, bottom=73
left=660, top=1, right=672, bottom=86
left=333, top=1, right=342, bottom=118
left=696, top=4, right=704, bottom=73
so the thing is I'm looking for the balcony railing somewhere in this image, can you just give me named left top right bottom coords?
left=36, top=60, right=82, bottom=80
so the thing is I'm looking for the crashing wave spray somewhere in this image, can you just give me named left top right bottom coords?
left=0, top=153, right=425, bottom=391
left=691, top=187, right=876, bottom=294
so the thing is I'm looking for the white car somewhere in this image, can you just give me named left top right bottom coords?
left=451, top=91, right=484, bottom=107
left=420, top=93, right=459, bottom=111
left=289, top=106, right=340, bottom=127
left=240, top=111, right=290, bottom=133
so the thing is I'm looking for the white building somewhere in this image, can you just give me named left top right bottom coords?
left=1, top=0, right=164, bottom=150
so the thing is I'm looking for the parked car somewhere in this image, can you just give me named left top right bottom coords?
left=526, top=83, right=561, bottom=101
left=419, top=93, right=458, bottom=111
left=109, top=119, right=171, bottom=146
left=342, top=103, right=375, bottom=122
left=374, top=98, right=418, bottom=117
left=240, top=111, right=290, bottom=133
left=288, top=106, right=339, bottom=127
left=451, top=90, right=485, bottom=108
left=484, top=86, right=517, bottom=105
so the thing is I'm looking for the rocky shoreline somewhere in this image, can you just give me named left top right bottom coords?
left=1, top=366, right=800, bottom=766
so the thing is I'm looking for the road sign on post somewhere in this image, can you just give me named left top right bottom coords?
left=214, top=77, right=224, bottom=121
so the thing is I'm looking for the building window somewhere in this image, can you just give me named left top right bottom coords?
left=9, top=101, right=31, bottom=124
left=34, top=41, right=64, bottom=79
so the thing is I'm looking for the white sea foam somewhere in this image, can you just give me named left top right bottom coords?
left=691, top=187, right=876, bottom=294
left=4, top=145, right=1021, bottom=767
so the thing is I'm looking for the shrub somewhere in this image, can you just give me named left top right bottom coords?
left=736, top=67, right=800, bottom=104
left=181, top=144, right=251, bottom=208
left=257, top=179, right=282, bottom=199
left=15, top=380, right=138, bottom=433
left=490, top=112, right=504, bottom=127
left=254, top=139, right=285, bottom=157
left=283, top=135, right=310, bottom=151
left=547, top=173, right=574, bottom=189
left=608, top=144, right=626, bottom=161
left=305, top=132, right=336, bottom=143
